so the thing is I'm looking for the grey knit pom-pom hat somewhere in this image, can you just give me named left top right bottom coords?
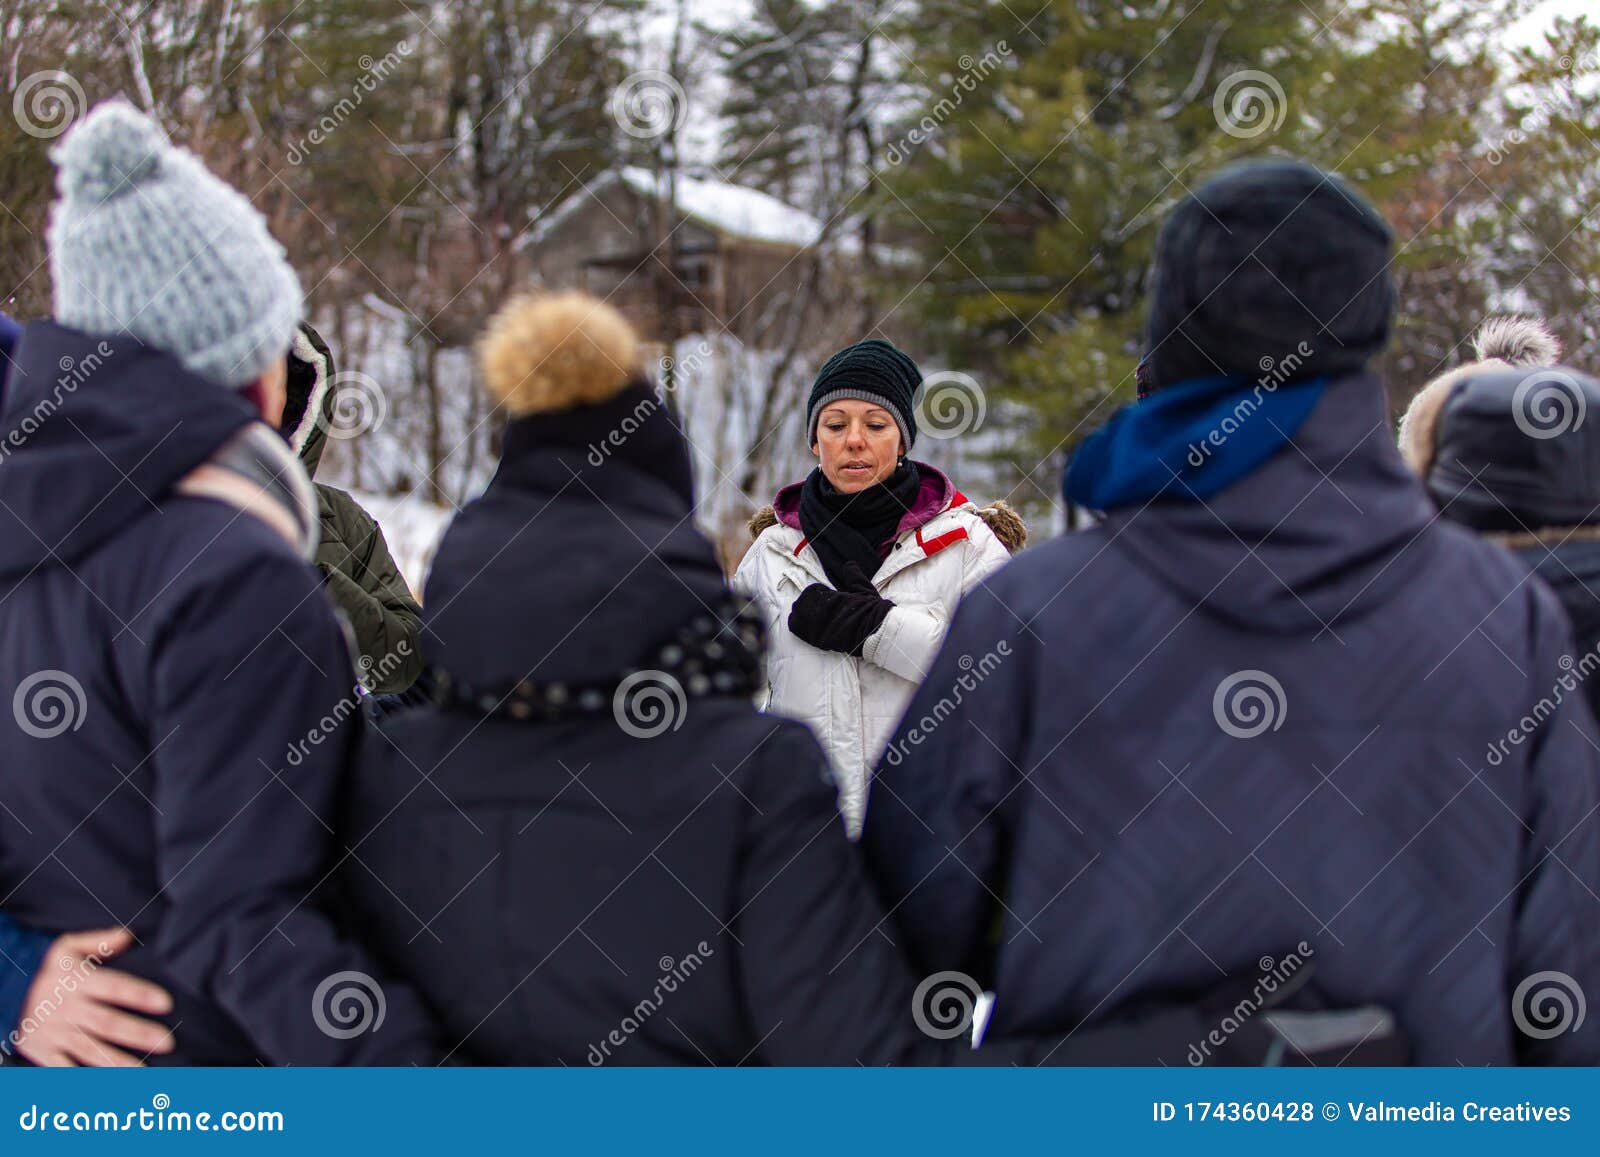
left=47, top=100, right=303, bottom=389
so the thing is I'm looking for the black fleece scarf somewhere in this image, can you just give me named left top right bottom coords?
left=798, top=460, right=920, bottom=590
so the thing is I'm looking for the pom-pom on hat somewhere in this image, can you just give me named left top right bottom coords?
left=1471, top=315, right=1562, bottom=366
left=1399, top=314, right=1565, bottom=478
left=478, top=291, right=643, bottom=415
left=47, top=100, right=303, bottom=389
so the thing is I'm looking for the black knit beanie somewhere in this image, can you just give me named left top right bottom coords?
left=1144, top=158, right=1394, bottom=392
left=806, top=338, right=921, bottom=450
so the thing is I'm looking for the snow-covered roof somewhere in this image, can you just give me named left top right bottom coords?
left=528, top=167, right=829, bottom=250
left=620, top=167, right=823, bottom=247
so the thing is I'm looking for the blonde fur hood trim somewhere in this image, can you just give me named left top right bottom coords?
left=478, top=291, right=641, bottom=416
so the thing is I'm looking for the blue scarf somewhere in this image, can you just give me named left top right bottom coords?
left=1064, top=373, right=1329, bottom=511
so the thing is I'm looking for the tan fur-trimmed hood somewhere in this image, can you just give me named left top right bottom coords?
left=748, top=504, right=779, bottom=539
left=478, top=291, right=642, bottom=416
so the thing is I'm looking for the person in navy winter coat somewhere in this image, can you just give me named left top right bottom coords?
left=0, top=102, right=438, bottom=1065
left=1398, top=317, right=1600, bottom=724
left=861, top=159, right=1600, bottom=1065
left=0, top=310, right=20, bottom=387
left=3, top=309, right=170, bottom=1066
left=340, top=291, right=1351, bottom=1066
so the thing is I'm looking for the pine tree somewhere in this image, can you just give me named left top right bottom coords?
left=879, top=0, right=1531, bottom=504
left=1487, top=16, right=1600, bottom=365
left=708, top=0, right=853, bottom=208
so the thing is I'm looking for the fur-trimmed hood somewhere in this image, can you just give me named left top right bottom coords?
left=1398, top=315, right=1562, bottom=478
left=282, top=322, right=336, bottom=477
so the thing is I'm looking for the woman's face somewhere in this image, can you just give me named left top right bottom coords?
left=812, top=399, right=903, bottom=493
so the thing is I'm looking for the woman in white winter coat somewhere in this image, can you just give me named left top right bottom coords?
left=734, top=338, right=1024, bottom=835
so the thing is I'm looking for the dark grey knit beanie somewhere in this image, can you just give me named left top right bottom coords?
left=1144, top=158, right=1394, bottom=392
left=806, top=338, right=921, bottom=450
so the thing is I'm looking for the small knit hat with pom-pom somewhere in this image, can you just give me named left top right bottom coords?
left=1398, top=315, right=1566, bottom=477
left=47, top=100, right=302, bottom=389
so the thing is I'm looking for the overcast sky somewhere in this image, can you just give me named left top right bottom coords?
left=1513, top=0, right=1594, bottom=45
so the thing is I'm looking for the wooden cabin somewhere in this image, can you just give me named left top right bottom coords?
left=523, top=167, right=841, bottom=347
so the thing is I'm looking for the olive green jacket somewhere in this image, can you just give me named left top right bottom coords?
left=286, top=325, right=424, bottom=694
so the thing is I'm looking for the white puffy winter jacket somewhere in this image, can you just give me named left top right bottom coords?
left=733, top=486, right=1017, bottom=835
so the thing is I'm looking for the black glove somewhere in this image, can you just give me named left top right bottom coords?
left=787, top=563, right=894, bottom=656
